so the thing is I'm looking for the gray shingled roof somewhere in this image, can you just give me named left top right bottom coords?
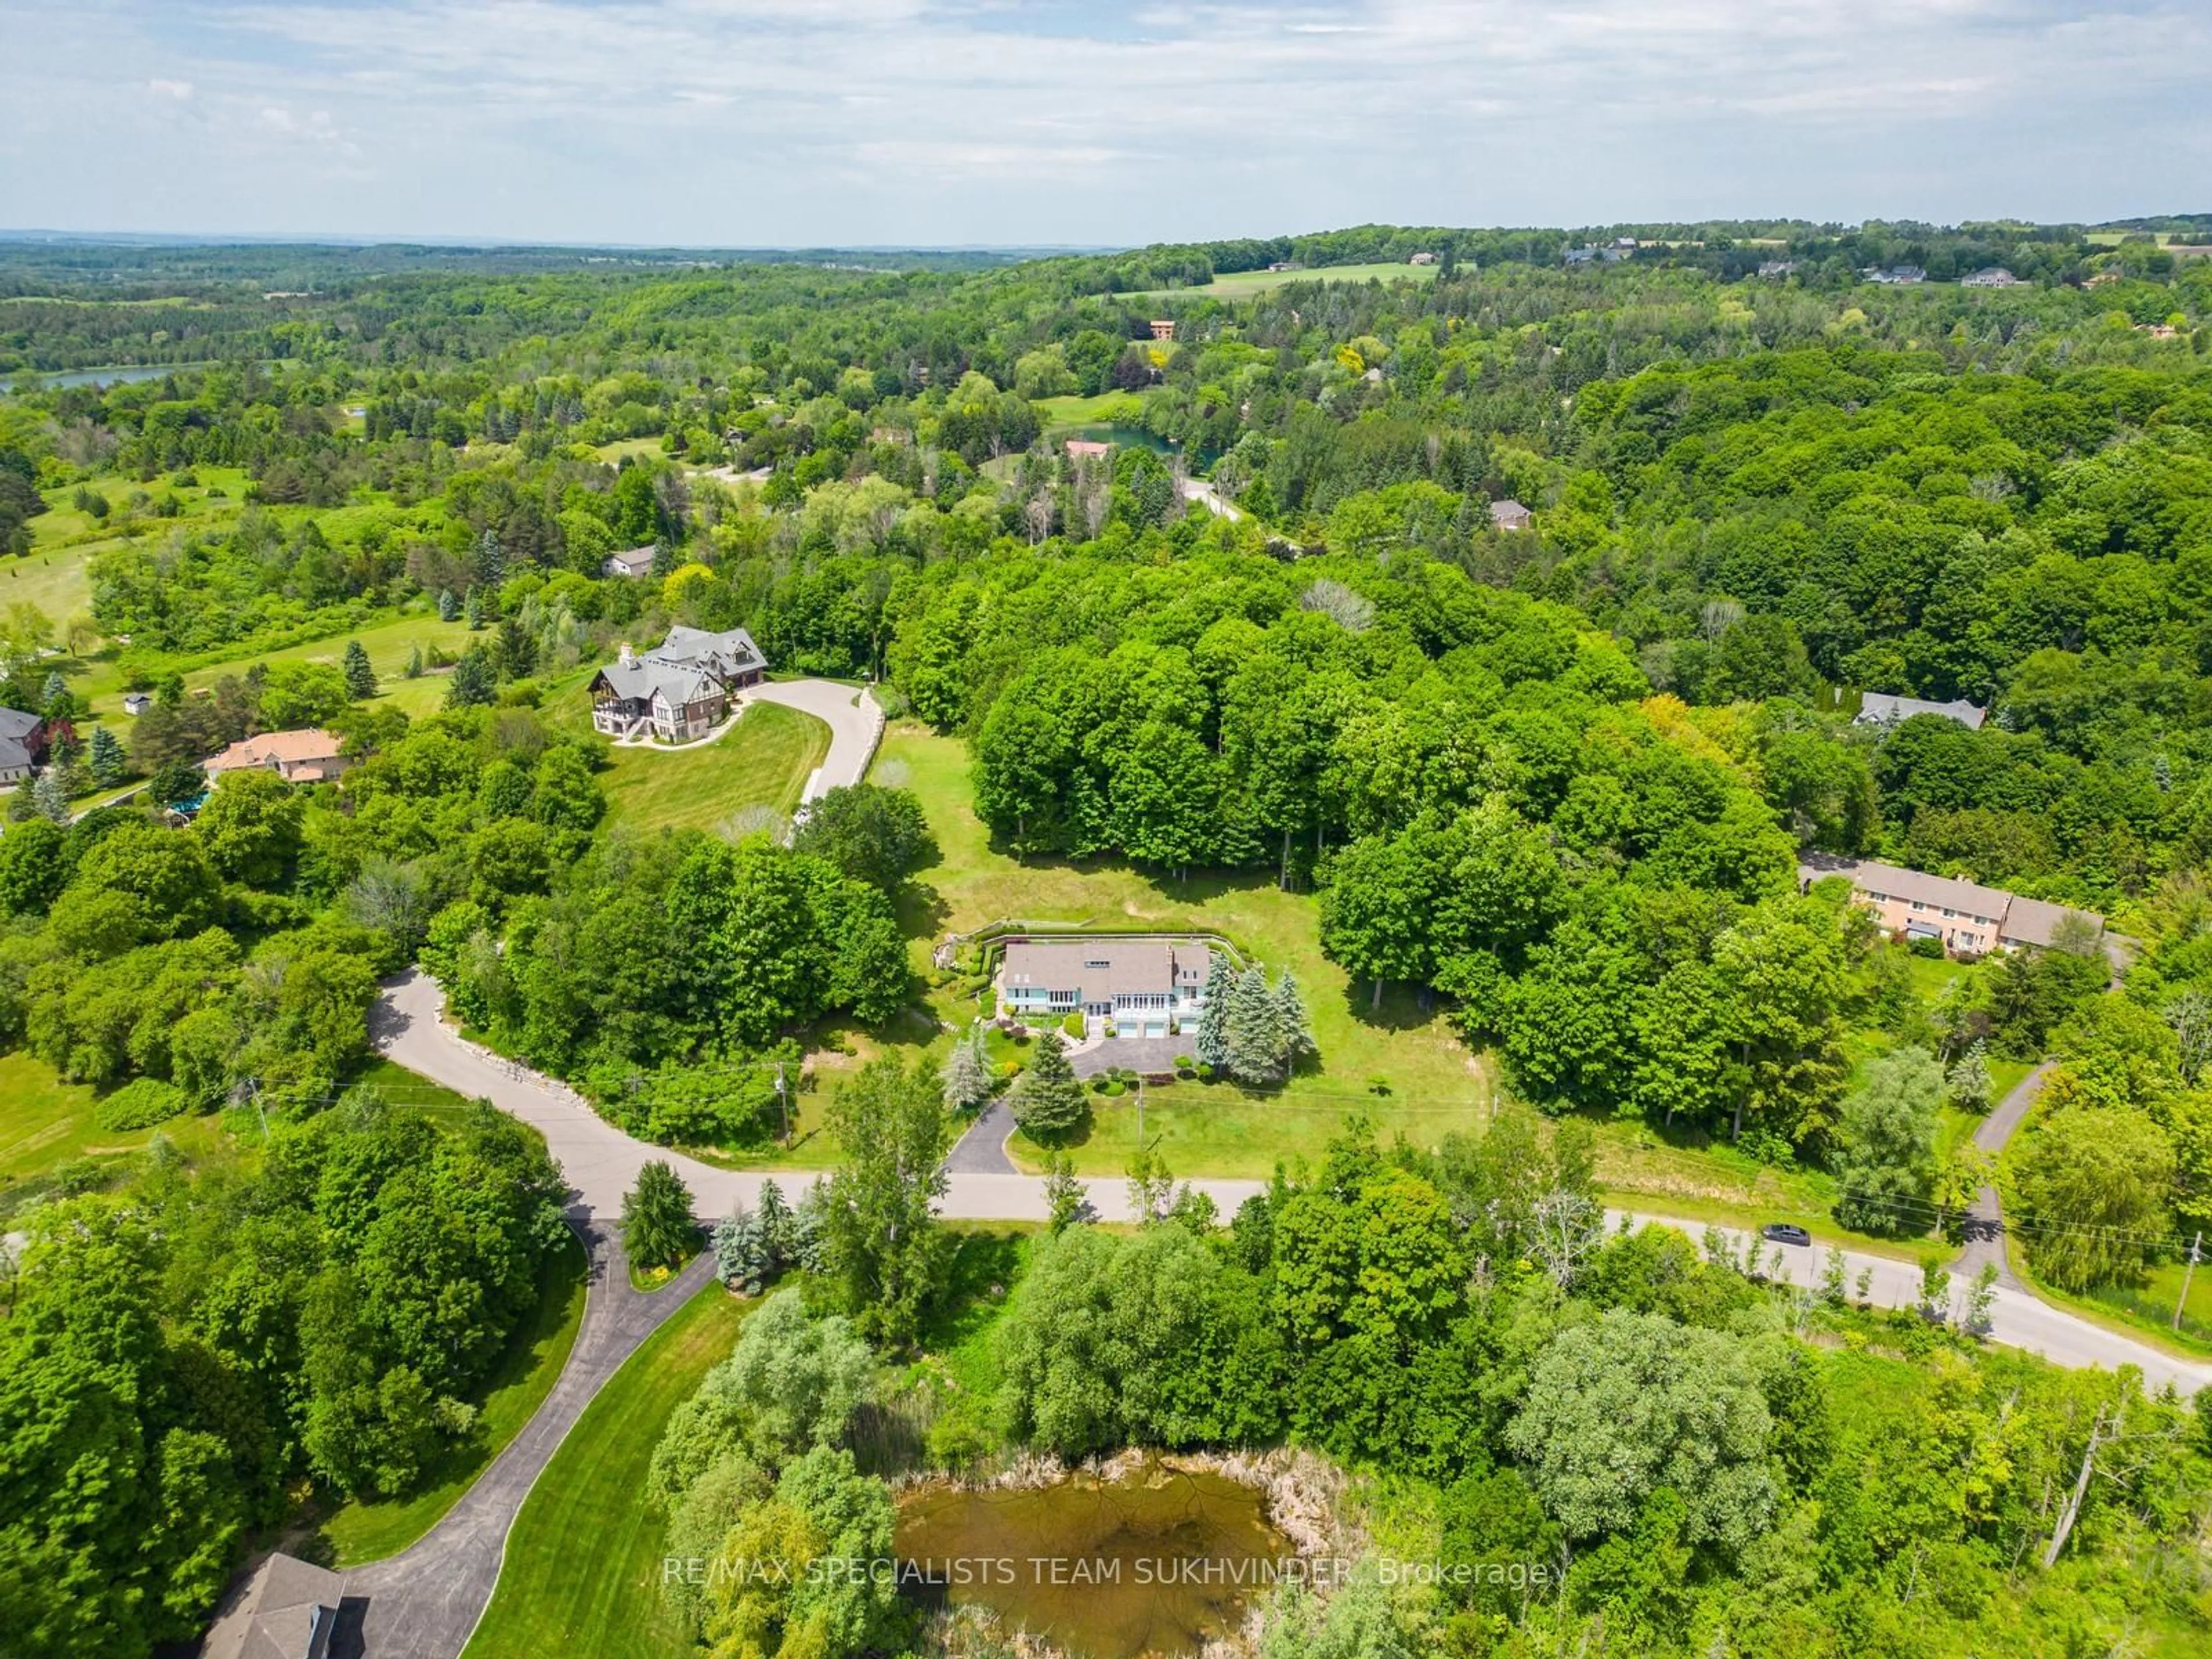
left=656, top=624, right=764, bottom=680
left=1857, top=691, right=1987, bottom=730
left=197, top=1551, right=344, bottom=1659
left=1001, top=938, right=1215, bottom=1000
left=0, top=706, right=39, bottom=773
left=594, top=658, right=719, bottom=706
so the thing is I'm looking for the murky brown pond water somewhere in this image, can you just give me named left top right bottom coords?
left=895, top=1463, right=1292, bottom=1659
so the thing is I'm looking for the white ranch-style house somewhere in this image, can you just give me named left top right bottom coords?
left=997, top=937, right=1218, bottom=1041
left=589, top=625, right=766, bottom=743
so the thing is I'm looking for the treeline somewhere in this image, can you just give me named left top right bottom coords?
left=0, top=1093, right=569, bottom=1658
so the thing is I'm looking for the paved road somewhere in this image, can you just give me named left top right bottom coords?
left=339, top=1229, right=713, bottom=1659
left=747, top=679, right=882, bottom=802
left=1176, top=476, right=1244, bottom=521
left=373, top=973, right=2212, bottom=1396
left=1951, top=1059, right=2053, bottom=1287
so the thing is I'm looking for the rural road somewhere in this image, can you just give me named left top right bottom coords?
left=372, top=971, right=2211, bottom=1395
left=746, top=679, right=883, bottom=802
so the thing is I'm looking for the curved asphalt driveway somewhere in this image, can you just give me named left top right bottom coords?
left=746, top=679, right=882, bottom=801
left=1949, top=1059, right=2053, bottom=1288
left=339, top=1233, right=711, bottom=1659
left=372, top=972, right=2210, bottom=1395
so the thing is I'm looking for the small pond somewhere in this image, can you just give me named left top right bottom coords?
left=1065, top=422, right=1178, bottom=455
left=896, top=1462, right=1293, bottom=1659
left=13, top=362, right=228, bottom=388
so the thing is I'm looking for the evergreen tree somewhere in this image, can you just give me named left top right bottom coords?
left=622, top=1160, right=698, bottom=1271
left=404, top=642, right=425, bottom=679
left=790, top=1179, right=831, bottom=1273
left=32, top=768, right=68, bottom=823
left=1013, top=1029, right=1086, bottom=1141
left=445, top=643, right=498, bottom=709
left=41, top=669, right=69, bottom=718
left=712, top=1202, right=770, bottom=1293
left=87, top=724, right=127, bottom=788
left=463, top=587, right=486, bottom=630
left=496, top=616, right=536, bottom=680
left=1273, top=968, right=1314, bottom=1075
left=1226, top=965, right=1286, bottom=1084
left=757, top=1178, right=794, bottom=1266
left=437, top=588, right=459, bottom=623
left=7, top=775, right=40, bottom=823
left=343, top=638, right=378, bottom=700
left=1195, top=951, right=1235, bottom=1071
left=650, top=537, right=680, bottom=578
left=1947, top=1039, right=1993, bottom=1113
left=941, top=1020, right=995, bottom=1112
left=474, top=528, right=505, bottom=589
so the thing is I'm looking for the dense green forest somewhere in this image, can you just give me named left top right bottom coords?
left=2, top=221, right=2210, bottom=1657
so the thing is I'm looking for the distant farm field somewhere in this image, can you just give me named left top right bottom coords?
left=1123, top=262, right=1442, bottom=300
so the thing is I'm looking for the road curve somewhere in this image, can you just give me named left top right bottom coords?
left=371, top=973, right=2211, bottom=1396
left=745, top=679, right=883, bottom=801
left=340, top=1233, right=712, bottom=1659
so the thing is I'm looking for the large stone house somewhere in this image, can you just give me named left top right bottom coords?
left=589, top=624, right=766, bottom=743
left=997, top=937, right=1218, bottom=1041
left=1800, top=853, right=2103, bottom=957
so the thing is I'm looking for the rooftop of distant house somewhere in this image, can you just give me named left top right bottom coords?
left=1490, top=498, right=1533, bottom=529
left=1799, top=851, right=2104, bottom=950
left=203, top=728, right=346, bottom=774
left=1855, top=691, right=1987, bottom=730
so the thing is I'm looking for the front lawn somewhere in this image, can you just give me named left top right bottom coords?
left=319, top=1227, right=590, bottom=1566
left=598, top=700, right=831, bottom=835
left=463, top=1280, right=750, bottom=1659
left=876, top=723, right=1495, bottom=1165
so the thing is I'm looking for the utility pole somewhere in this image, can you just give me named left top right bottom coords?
left=1135, top=1076, right=1144, bottom=1150
left=2177, top=1231, right=2203, bottom=1332
left=774, top=1061, right=790, bottom=1146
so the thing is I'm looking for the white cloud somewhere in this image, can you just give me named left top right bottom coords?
left=1, top=0, right=2207, bottom=242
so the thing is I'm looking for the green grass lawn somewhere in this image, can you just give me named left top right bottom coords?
left=463, top=1280, right=750, bottom=1659
left=876, top=724, right=1493, bottom=1173
left=1032, top=391, right=1154, bottom=434
left=320, top=1228, right=590, bottom=1566
left=598, top=700, right=831, bottom=835
left=0, top=1049, right=111, bottom=1183
left=0, top=1047, right=236, bottom=1219
left=1120, top=262, right=1441, bottom=300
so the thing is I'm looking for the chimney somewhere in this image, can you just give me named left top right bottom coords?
left=618, top=642, right=635, bottom=666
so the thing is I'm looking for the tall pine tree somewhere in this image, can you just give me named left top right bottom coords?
left=343, top=638, right=378, bottom=700
left=1013, top=1029, right=1086, bottom=1141
left=1273, top=968, right=1313, bottom=1075
left=1225, top=965, right=1286, bottom=1084
left=87, top=724, right=127, bottom=787
left=1195, top=950, right=1235, bottom=1070
left=942, top=1020, right=995, bottom=1112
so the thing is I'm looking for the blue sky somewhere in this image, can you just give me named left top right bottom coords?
left=1, top=0, right=2206, bottom=245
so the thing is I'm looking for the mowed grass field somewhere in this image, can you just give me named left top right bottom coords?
left=597, top=700, right=831, bottom=835
left=874, top=724, right=1494, bottom=1176
left=1122, top=262, right=1442, bottom=300
left=321, top=1227, right=590, bottom=1566
left=1031, top=391, right=1154, bottom=434
left=463, top=1281, right=749, bottom=1659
